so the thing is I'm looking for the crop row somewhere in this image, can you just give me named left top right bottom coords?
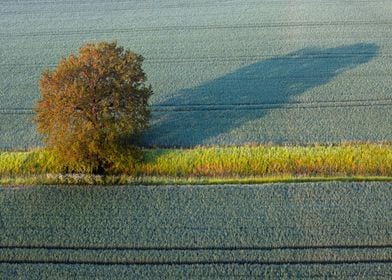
left=1, top=182, right=391, bottom=247
left=2, top=97, right=392, bottom=111
left=3, top=21, right=392, bottom=37
left=2, top=263, right=391, bottom=279
left=2, top=247, right=392, bottom=265
left=1, top=182, right=392, bottom=277
left=1, top=105, right=391, bottom=148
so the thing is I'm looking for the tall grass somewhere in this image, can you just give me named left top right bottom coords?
left=1, top=144, right=391, bottom=179
left=0, top=149, right=60, bottom=175
left=137, top=144, right=392, bottom=177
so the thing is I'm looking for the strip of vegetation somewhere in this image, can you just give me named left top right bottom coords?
left=1, top=174, right=392, bottom=186
left=0, top=143, right=391, bottom=185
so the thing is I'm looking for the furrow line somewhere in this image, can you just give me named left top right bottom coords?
left=1, top=0, right=382, bottom=9
left=1, top=259, right=392, bottom=266
left=1, top=21, right=392, bottom=37
left=152, top=102, right=392, bottom=112
left=153, top=98, right=392, bottom=107
left=151, top=103, right=392, bottom=112
left=1, top=100, right=392, bottom=115
left=1, top=0, right=384, bottom=5
left=3, top=98, right=392, bottom=109
left=2, top=244, right=392, bottom=251
left=0, top=54, right=390, bottom=68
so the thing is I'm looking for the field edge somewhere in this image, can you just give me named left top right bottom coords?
left=1, top=174, right=391, bottom=187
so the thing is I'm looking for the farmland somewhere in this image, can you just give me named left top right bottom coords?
left=1, top=182, right=392, bottom=278
left=1, top=0, right=392, bottom=148
left=1, top=1, right=392, bottom=278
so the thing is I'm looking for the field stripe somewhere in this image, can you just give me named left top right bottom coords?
left=1, top=0, right=386, bottom=4
left=1, top=21, right=392, bottom=37
left=150, top=103, right=392, bottom=112
left=1, top=0, right=384, bottom=9
left=2, top=244, right=392, bottom=251
left=3, top=244, right=392, bottom=266
left=1, top=53, right=389, bottom=68
left=3, top=97, right=392, bottom=109
left=2, top=100, right=392, bottom=114
left=1, top=259, right=391, bottom=266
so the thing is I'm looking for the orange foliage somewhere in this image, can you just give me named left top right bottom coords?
left=35, top=42, right=153, bottom=173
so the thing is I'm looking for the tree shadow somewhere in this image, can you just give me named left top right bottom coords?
left=142, top=43, right=379, bottom=147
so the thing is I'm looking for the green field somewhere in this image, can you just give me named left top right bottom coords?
left=1, top=182, right=392, bottom=278
left=2, top=1, right=392, bottom=278
left=1, top=0, right=392, bottom=149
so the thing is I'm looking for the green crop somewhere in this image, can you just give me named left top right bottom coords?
left=1, top=182, right=392, bottom=278
left=1, top=1, right=392, bottom=149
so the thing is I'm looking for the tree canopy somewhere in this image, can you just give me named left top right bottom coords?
left=35, top=41, right=153, bottom=173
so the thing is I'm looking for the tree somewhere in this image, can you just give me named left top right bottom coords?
left=35, top=41, right=153, bottom=174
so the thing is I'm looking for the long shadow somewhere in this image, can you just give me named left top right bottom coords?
left=142, top=43, right=379, bottom=147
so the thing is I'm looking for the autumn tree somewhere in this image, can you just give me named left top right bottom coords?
left=35, top=41, right=153, bottom=174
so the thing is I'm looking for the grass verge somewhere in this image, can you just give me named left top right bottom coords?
left=0, top=143, right=391, bottom=185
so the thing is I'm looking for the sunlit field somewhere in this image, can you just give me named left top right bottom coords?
left=1, top=0, right=392, bottom=148
left=1, top=1, right=392, bottom=278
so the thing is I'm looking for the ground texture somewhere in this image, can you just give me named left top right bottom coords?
left=1, top=0, right=392, bottom=148
left=1, top=182, right=392, bottom=278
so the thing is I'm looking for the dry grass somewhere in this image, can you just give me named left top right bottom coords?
left=1, top=144, right=391, bottom=182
